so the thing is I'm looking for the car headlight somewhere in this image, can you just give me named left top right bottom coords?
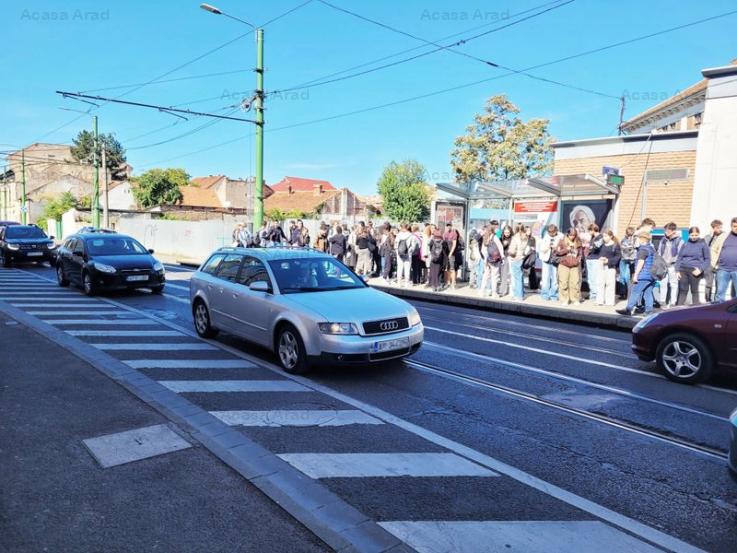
left=318, top=322, right=358, bottom=335
left=408, top=310, right=422, bottom=327
left=634, top=313, right=659, bottom=331
left=46, top=242, right=56, bottom=249
left=153, top=262, right=165, bottom=273
left=94, top=263, right=117, bottom=274
left=6, top=243, right=19, bottom=251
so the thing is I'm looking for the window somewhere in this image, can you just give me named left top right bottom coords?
left=201, top=254, right=225, bottom=275
left=85, top=236, right=147, bottom=256
left=237, top=257, right=271, bottom=288
left=214, top=254, right=243, bottom=282
left=5, top=226, right=46, bottom=239
left=268, top=257, right=364, bottom=293
left=72, top=240, right=85, bottom=255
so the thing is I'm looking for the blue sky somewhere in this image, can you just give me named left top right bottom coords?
left=2, top=0, right=736, bottom=195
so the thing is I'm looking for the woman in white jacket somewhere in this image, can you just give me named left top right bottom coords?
left=479, top=228, right=504, bottom=298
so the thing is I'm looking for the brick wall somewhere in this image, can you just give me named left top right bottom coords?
left=554, top=149, right=696, bottom=232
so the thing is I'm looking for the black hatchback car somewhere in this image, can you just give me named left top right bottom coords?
left=0, top=224, right=56, bottom=266
left=56, top=232, right=165, bottom=295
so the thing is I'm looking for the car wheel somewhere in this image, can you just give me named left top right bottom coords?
left=276, top=324, right=309, bottom=374
left=656, top=333, right=713, bottom=384
left=193, top=300, right=218, bottom=338
left=57, top=264, right=69, bottom=287
left=82, top=271, right=96, bottom=297
left=150, top=285, right=165, bottom=295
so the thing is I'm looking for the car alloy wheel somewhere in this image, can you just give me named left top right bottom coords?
left=277, top=325, right=308, bottom=374
left=193, top=301, right=218, bottom=338
left=662, top=341, right=702, bottom=379
left=656, top=332, right=713, bottom=384
left=57, top=264, right=69, bottom=287
left=83, top=272, right=95, bottom=296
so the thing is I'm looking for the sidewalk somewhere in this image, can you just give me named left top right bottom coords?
left=0, top=311, right=327, bottom=553
left=368, top=278, right=639, bottom=330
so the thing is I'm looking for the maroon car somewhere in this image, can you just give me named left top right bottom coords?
left=632, top=299, right=737, bottom=384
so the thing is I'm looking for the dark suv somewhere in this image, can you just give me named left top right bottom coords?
left=56, top=232, right=165, bottom=295
left=0, top=224, right=56, bottom=266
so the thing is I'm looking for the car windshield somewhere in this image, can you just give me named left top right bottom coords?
left=5, top=226, right=46, bottom=239
left=268, top=257, right=365, bottom=294
left=86, top=236, right=148, bottom=256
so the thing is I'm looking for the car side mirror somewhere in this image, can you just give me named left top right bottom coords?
left=49, top=236, right=55, bottom=240
left=249, top=281, right=270, bottom=293
left=148, top=249, right=155, bottom=254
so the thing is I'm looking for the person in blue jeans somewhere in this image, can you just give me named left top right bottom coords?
left=712, top=217, right=737, bottom=302
left=617, top=232, right=656, bottom=316
left=539, top=224, right=563, bottom=300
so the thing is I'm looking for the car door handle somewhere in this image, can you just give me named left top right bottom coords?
left=232, top=293, right=240, bottom=299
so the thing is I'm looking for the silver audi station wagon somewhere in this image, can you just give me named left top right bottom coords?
left=190, top=247, right=423, bottom=373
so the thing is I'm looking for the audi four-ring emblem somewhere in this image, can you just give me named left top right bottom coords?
left=379, top=320, right=399, bottom=331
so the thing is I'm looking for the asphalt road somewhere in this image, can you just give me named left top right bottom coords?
left=3, top=261, right=737, bottom=553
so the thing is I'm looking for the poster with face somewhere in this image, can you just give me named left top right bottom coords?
left=560, top=200, right=613, bottom=236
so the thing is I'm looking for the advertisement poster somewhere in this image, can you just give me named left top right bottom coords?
left=434, top=201, right=466, bottom=231
left=560, top=200, right=613, bottom=234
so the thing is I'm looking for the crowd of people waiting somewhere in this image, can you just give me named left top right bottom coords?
left=231, top=215, right=737, bottom=314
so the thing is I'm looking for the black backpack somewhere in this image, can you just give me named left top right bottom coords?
left=487, top=240, right=502, bottom=264
left=430, top=239, right=444, bottom=263
left=397, top=238, right=408, bottom=257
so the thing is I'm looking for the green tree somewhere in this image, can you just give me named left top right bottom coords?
left=42, top=192, right=78, bottom=221
left=376, top=160, right=431, bottom=222
left=71, top=130, right=127, bottom=179
left=450, top=95, right=553, bottom=183
left=131, top=168, right=186, bottom=208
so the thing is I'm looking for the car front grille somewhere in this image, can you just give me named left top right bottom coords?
left=18, top=243, right=42, bottom=250
left=362, top=317, right=409, bottom=336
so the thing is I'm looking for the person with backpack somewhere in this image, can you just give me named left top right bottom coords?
left=618, top=227, right=637, bottom=299
left=467, top=228, right=481, bottom=289
left=379, top=227, right=395, bottom=283
left=354, top=223, right=373, bottom=276
left=329, top=225, right=347, bottom=261
left=555, top=228, right=583, bottom=306
left=498, top=225, right=514, bottom=297
left=539, top=224, right=563, bottom=301
left=657, top=222, right=683, bottom=308
left=675, top=226, right=710, bottom=306
left=508, top=225, right=530, bottom=301
left=584, top=224, right=604, bottom=302
left=443, top=223, right=461, bottom=290
left=524, top=226, right=539, bottom=292
left=617, top=232, right=657, bottom=315
left=478, top=226, right=504, bottom=298
left=395, top=223, right=414, bottom=287
left=428, top=229, right=447, bottom=292
left=597, top=230, right=621, bottom=306
left=703, top=219, right=723, bottom=302
left=314, top=224, right=329, bottom=253
left=410, top=224, right=424, bottom=286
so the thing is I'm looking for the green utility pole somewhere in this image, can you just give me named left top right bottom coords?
left=92, top=115, right=100, bottom=228
left=254, top=27, right=265, bottom=231
left=21, top=150, right=27, bottom=224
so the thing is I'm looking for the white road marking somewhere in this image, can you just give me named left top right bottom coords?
left=425, top=326, right=641, bottom=372
left=94, top=343, right=217, bottom=351
left=124, top=359, right=253, bottom=369
left=67, top=330, right=183, bottom=337
left=6, top=298, right=98, bottom=303
left=0, top=293, right=72, bottom=297
left=162, top=293, right=190, bottom=305
left=11, top=303, right=113, bottom=308
left=422, top=341, right=730, bottom=421
left=164, top=282, right=190, bottom=291
left=17, top=269, right=709, bottom=553
left=29, top=310, right=124, bottom=316
left=159, top=380, right=309, bottom=393
left=211, top=410, right=384, bottom=427
left=45, top=319, right=158, bottom=326
left=278, top=452, right=498, bottom=478
left=379, top=520, right=664, bottom=553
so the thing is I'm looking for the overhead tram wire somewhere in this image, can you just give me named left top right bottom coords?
left=78, top=69, right=253, bottom=94
left=139, top=8, right=737, bottom=164
left=36, top=0, right=314, bottom=143
left=269, top=0, right=576, bottom=96
left=315, top=0, right=618, bottom=100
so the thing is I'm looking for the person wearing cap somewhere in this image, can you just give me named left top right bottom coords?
left=617, top=231, right=656, bottom=316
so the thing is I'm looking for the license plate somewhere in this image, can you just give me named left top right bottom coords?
left=372, top=337, right=409, bottom=353
left=127, top=275, right=149, bottom=282
left=26, top=252, right=43, bottom=257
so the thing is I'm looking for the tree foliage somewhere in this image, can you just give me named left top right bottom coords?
left=71, top=130, right=127, bottom=179
left=376, top=160, right=431, bottom=222
left=42, top=192, right=79, bottom=221
left=131, top=168, right=186, bottom=208
left=450, top=95, right=553, bottom=183
left=265, top=208, right=309, bottom=222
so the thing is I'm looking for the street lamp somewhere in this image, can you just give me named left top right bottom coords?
left=200, top=3, right=264, bottom=231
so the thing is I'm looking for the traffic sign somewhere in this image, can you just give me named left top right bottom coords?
left=602, top=166, right=620, bottom=176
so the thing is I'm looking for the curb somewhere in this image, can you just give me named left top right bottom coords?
left=0, top=299, right=409, bottom=553
left=371, top=284, right=638, bottom=330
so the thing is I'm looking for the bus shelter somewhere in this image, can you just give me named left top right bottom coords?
left=433, top=173, right=621, bottom=239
